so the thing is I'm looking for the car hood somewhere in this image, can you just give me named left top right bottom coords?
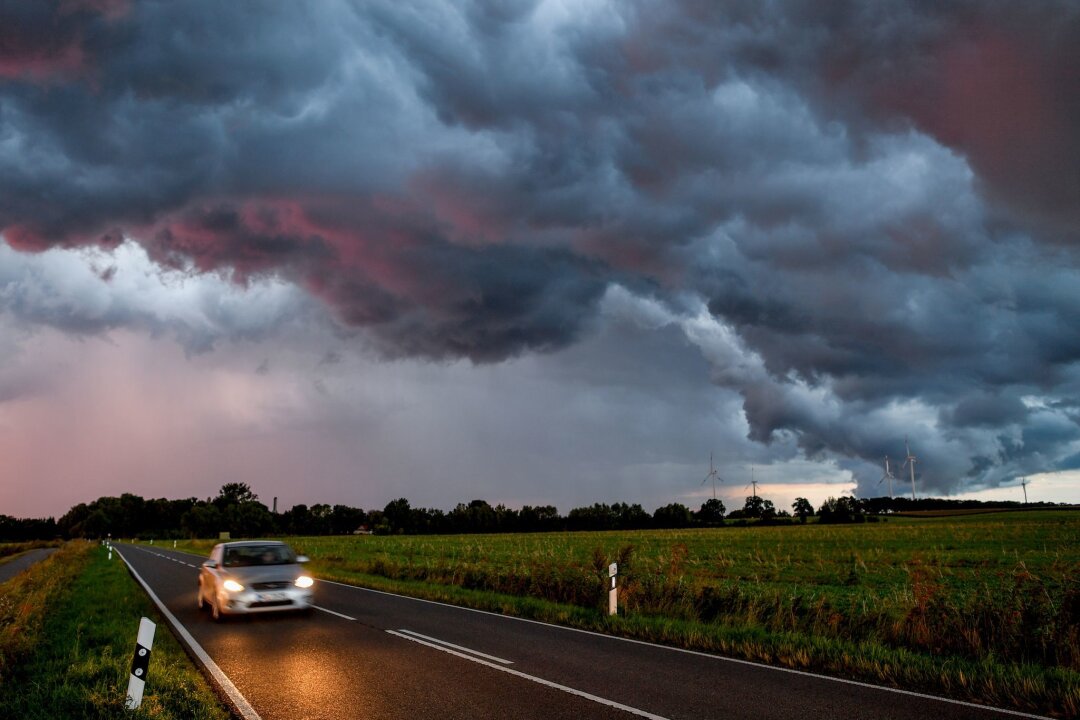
left=222, top=564, right=306, bottom=584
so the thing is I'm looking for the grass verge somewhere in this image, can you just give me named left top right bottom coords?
left=0, top=541, right=231, bottom=719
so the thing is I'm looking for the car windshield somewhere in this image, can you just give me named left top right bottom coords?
left=222, top=544, right=295, bottom=567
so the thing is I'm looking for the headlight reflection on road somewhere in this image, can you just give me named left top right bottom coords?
left=295, top=575, right=314, bottom=588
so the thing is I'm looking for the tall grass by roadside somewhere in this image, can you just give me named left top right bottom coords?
left=170, top=510, right=1080, bottom=717
left=0, top=540, right=60, bottom=565
left=0, top=542, right=231, bottom=719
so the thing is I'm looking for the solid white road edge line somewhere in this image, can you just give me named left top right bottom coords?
left=386, top=630, right=669, bottom=719
left=397, top=628, right=513, bottom=665
left=114, top=546, right=264, bottom=720
left=327, top=579, right=1049, bottom=720
left=312, top=605, right=356, bottom=621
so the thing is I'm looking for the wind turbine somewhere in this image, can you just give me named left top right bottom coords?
left=878, top=455, right=896, bottom=498
left=902, top=437, right=917, bottom=501
left=702, top=452, right=722, bottom=500
left=745, top=465, right=759, bottom=499
left=1020, top=477, right=1029, bottom=504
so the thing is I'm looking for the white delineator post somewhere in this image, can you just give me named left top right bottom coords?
left=608, top=562, right=618, bottom=616
left=125, top=617, right=156, bottom=709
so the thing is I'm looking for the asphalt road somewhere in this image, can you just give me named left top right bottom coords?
left=0, top=547, right=57, bottom=584
left=116, top=544, right=1045, bottom=720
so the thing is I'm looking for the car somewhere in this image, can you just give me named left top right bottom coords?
left=197, top=540, right=314, bottom=620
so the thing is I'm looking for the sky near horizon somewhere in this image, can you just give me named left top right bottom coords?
left=2, top=1, right=1080, bottom=519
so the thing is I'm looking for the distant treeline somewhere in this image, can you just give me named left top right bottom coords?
left=0, top=482, right=1066, bottom=542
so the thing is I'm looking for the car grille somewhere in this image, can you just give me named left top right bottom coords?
left=251, top=581, right=292, bottom=590
left=249, top=600, right=293, bottom=608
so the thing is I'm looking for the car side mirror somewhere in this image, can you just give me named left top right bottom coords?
left=204, top=560, right=218, bottom=568
left=296, top=555, right=309, bottom=563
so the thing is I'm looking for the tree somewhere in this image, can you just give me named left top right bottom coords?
left=742, top=495, right=765, bottom=519
left=519, top=505, right=560, bottom=532
left=696, top=498, right=726, bottom=526
left=817, top=496, right=865, bottom=524
left=612, top=502, right=651, bottom=529
left=0, top=515, right=57, bottom=542
left=281, top=504, right=312, bottom=534
left=224, top=501, right=273, bottom=537
left=792, top=497, right=814, bottom=523
left=330, top=505, right=367, bottom=535
left=653, top=502, right=692, bottom=528
left=567, top=503, right=616, bottom=531
left=448, top=500, right=498, bottom=533
left=383, top=498, right=413, bottom=534
left=214, top=483, right=259, bottom=508
left=181, top=504, right=222, bottom=538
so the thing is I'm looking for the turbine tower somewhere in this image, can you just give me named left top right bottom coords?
left=878, top=455, right=896, bottom=498
left=1020, top=477, right=1029, bottom=504
left=902, top=437, right=917, bottom=501
left=702, top=452, right=721, bottom=500
left=745, top=465, right=759, bottom=499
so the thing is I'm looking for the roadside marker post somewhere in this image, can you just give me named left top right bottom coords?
left=125, top=617, right=156, bottom=710
left=608, top=562, right=618, bottom=616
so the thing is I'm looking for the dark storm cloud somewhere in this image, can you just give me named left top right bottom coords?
left=942, top=392, right=1029, bottom=430
left=2, top=0, right=1080, bottom=490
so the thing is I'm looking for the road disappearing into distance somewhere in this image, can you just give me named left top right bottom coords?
left=116, top=544, right=1047, bottom=720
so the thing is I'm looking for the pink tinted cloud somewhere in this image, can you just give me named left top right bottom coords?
left=405, top=170, right=515, bottom=248
left=875, top=22, right=1080, bottom=234
left=140, top=196, right=444, bottom=328
left=930, top=29, right=1064, bottom=195
left=0, top=42, right=85, bottom=82
left=0, top=0, right=129, bottom=82
left=2, top=223, right=124, bottom=253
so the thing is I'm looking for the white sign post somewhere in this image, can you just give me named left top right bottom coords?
left=608, top=562, right=618, bottom=616
left=125, top=617, right=156, bottom=709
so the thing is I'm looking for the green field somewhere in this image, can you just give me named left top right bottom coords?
left=0, top=542, right=230, bottom=719
left=173, top=510, right=1080, bottom=717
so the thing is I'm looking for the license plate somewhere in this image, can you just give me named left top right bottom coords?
left=259, top=592, right=287, bottom=601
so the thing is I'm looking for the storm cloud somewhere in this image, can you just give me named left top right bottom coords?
left=2, top=0, right=1080, bottom=495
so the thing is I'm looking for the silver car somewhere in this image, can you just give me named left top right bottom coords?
left=197, top=540, right=314, bottom=620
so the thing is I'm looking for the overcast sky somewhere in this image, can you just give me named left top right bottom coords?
left=2, top=0, right=1079, bottom=518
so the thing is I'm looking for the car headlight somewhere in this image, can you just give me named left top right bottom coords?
left=294, top=575, right=314, bottom=589
left=222, top=579, right=245, bottom=593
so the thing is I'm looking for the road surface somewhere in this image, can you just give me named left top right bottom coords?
left=0, top=547, right=57, bottom=584
left=116, top=544, right=1046, bottom=720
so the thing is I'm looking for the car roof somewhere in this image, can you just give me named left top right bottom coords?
left=216, top=540, right=288, bottom=548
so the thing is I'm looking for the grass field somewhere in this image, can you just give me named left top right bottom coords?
left=171, top=510, right=1080, bottom=717
left=0, top=541, right=231, bottom=719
